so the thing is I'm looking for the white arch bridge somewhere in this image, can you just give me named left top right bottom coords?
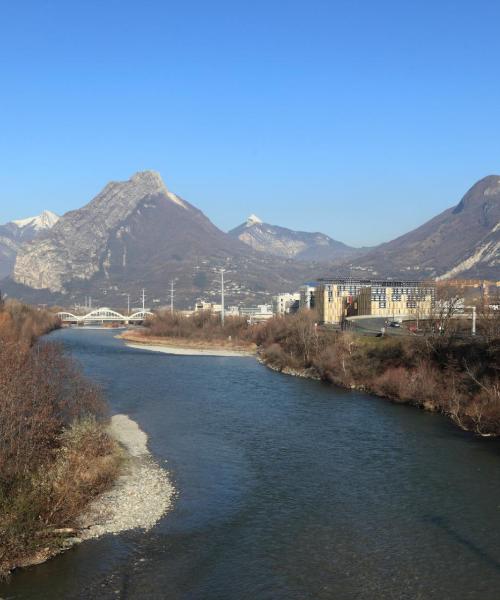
left=57, top=307, right=154, bottom=325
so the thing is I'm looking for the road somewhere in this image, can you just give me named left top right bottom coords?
left=346, top=316, right=410, bottom=336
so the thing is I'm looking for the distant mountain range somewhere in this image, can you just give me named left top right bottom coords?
left=229, top=215, right=369, bottom=262
left=1, top=172, right=499, bottom=307
left=0, top=210, right=58, bottom=279
left=5, top=172, right=316, bottom=306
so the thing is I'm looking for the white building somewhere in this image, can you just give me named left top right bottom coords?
left=239, top=304, right=274, bottom=322
left=299, top=284, right=316, bottom=310
left=194, top=301, right=222, bottom=313
left=272, top=292, right=300, bottom=316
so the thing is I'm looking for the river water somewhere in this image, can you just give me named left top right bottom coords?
left=2, top=328, right=500, bottom=599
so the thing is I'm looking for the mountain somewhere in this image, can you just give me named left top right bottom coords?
left=11, top=210, right=59, bottom=235
left=229, top=215, right=366, bottom=262
left=0, top=210, right=59, bottom=279
left=6, top=173, right=499, bottom=306
left=9, top=172, right=315, bottom=307
left=347, top=175, right=500, bottom=280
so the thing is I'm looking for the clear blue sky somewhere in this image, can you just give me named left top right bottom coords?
left=1, top=0, right=500, bottom=246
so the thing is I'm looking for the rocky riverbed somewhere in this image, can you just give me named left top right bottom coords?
left=78, top=414, right=175, bottom=540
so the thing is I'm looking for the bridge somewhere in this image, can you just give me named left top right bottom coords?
left=57, top=307, right=154, bottom=325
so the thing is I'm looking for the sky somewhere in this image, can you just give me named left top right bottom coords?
left=1, top=0, right=500, bottom=246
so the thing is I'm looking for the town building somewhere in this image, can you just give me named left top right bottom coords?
left=239, top=304, right=274, bottom=322
left=194, top=301, right=222, bottom=313
left=316, top=278, right=436, bottom=324
left=436, top=279, right=500, bottom=301
left=299, top=284, right=316, bottom=310
left=272, top=292, right=300, bottom=316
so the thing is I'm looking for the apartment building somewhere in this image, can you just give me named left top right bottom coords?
left=272, top=292, right=300, bottom=316
left=299, top=284, right=316, bottom=310
left=316, top=278, right=436, bottom=324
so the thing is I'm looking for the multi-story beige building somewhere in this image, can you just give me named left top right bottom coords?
left=316, top=278, right=436, bottom=324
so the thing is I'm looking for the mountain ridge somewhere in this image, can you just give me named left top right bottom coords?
left=346, top=175, right=500, bottom=280
left=9, top=172, right=317, bottom=306
left=3, top=172, right=499, bottom=306
left=229, top=215, right=367, bottom=262
left=0, top=210, right=59, bottom=279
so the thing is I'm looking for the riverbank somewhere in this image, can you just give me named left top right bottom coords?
left=4, top=415, right=174, bottom=577
left=258, top=343, right=499, bottom=437
left=79, top=414, right=174, bottom=539
left=125, top=309, right=499, bottom=436
left=258, top=355, right=321, bottom=380
left=120, top=330, right=256, bottom=356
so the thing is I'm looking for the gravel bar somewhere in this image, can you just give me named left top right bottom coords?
left=78, top=414, right=174, bottom=540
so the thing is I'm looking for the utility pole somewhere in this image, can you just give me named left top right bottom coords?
left=220, top=268, right=225, bottom=326
left=141, top=289, right=146, bottom=312
left=465, top=305, right=477, bottom=336
left=127, top=294, right=130, bottom=316
left=170, top=279, right=175, bottom=314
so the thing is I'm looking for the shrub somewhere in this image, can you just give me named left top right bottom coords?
left=0, top=300, right=60, bottom=345
left=0, top=303, right=118, bottom=578
left=144, top=309, right=253, bottom=343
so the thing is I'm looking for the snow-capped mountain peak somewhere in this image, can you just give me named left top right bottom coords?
left=246, top=214, right=263, bottom=227
left=12, top=210, right=59, bottom=231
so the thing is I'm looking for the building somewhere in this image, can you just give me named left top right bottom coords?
left=194, top=301, right=222, bottom=313
left=272, top=293, right=300, bottom=316
left=239, top=304, right=274, bottom=322
left=299, top=284, right=316, bottom=310
left=436, top=279, right=500, bottom=301
left=226, top=305, right=241, bottom=316
left=316, top=278, right=436, bottom=324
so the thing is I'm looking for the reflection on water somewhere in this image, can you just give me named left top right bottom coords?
left=2, top=328, right=500, bottom=599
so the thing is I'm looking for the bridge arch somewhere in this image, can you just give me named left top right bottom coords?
left=56, top=311, right=80, bottom=321
left=84, top=307, right=126, bottom=320
left=57, top=307, right=154, bottom=325
left=128, top=310, right=154, bottom=321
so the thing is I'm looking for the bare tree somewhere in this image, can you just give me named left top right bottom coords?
left=477, top=297, right=500, bottom=342
left=428, top=283, right=465, bottom=337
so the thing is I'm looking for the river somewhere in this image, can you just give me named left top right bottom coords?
left=2, top=328, right=500, bottom=599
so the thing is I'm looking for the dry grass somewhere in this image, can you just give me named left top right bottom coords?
left=0, top=418, right=122, bottom=578
left=0, top=301, right=121, bottom=578
left=0, top=299, right=60, bottom=345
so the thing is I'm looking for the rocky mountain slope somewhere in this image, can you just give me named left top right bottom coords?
left=347, top=175, right=500, bottom=280
left=9, top=172, right=315, bottom=306
left=0, top=211, right=58, bottom=279
left=229, top=215, right=366, bottom=262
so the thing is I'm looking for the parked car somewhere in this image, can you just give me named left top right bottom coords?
left=388, top=321, right=401, bottom=328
